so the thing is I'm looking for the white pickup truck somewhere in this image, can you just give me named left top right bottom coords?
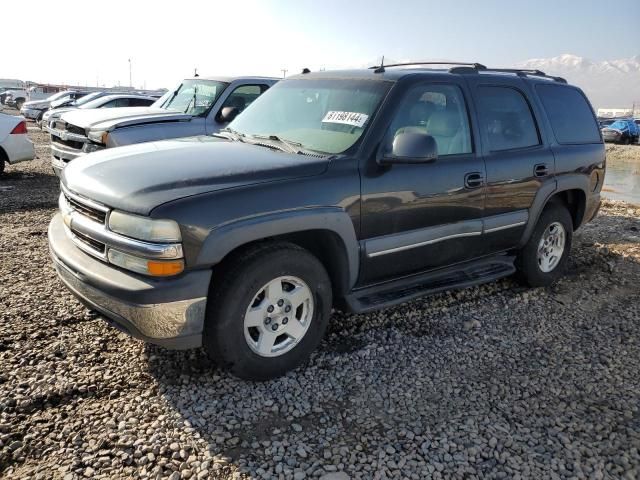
left=0, top=79, right=26, bottom=106
left=5, top=85, right=62, bottom=110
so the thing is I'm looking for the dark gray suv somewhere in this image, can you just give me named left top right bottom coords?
left=48, top=63, right=605, bottom=380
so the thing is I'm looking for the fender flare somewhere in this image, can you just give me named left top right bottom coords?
left=518, top=175, right=590, bottom=247
left=196, top=207, right=360, bottom=289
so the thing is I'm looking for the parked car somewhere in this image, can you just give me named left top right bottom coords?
left=0, top=113, right=35, bottom=175
left=48, top=64, right=604, bottom=380
left=48, top=76, right=277, bottom=176
left=42, top=93, right=158, bottom=132
left=601, top=119, right=640, bottom=144
left=0, top=79, right=25, bottom=105
left=20, top=90, right=87, bottom=122
left=5, top=85, right=62, bottom=109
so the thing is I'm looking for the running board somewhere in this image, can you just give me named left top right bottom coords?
left=344, top=255, right=516, bottom=313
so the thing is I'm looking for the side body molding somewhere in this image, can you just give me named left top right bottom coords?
left=196, top=207, right=360, bottom=289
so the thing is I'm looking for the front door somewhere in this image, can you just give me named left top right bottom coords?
left=360, top=80, right=486, bottom=285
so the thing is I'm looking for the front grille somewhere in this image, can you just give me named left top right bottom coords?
left=66, top=124, right=85, bottom=136
left=64, top=193, right=107, bottom=224
left=71, top=229, right=106, bottom=254
left=53, top=138, right=84, bottom=150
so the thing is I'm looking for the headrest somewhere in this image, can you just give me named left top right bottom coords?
left=426, top=110, right=460, bottom=137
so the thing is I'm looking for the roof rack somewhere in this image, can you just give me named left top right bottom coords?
left=370, top=61, right=487, bottom=74
left=449, top=65, right=567, bottom=83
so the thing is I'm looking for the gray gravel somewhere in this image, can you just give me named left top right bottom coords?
left=1, top=110, right=640, bottom=479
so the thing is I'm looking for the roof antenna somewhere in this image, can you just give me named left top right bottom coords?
left=374, top=55, right=385, bottom=74
left=194, top=68, right=199, bottom=78
left=302, top=68, right=311, bottom=74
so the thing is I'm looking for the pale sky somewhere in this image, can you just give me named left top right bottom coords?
left=2, top=0, right=638, bottom=90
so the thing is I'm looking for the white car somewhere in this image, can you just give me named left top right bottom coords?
left=0, top=113, right=35, bottom=175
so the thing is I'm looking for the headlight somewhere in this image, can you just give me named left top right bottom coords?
left=108, top=249, right=184, bottom=277
left=108, top=210, right=182, bottom=243
left=87, top=130, right=109, bottom=144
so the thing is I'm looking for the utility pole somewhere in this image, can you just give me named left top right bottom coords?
left=128, top=58, right=132, bottom=87
left=281, top=69, right=288, bottom=78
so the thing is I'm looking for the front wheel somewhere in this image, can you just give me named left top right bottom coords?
left=15, top=99, right=24, bottom=110
left=203, top=243, right=332, bottom=380
left=516, top=203, right=573, bottom=287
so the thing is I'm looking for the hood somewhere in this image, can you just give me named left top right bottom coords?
left=44, top=106, right=75, bottom=120
left=62, top=136, right=330, bottom=215
left=23, top=100, right=48, bottom=109
left=61, top=107, right=192, bottom=132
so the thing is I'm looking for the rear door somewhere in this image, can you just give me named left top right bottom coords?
left=465, top=76, right=555, bottom=253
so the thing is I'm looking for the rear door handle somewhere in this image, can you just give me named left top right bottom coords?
left=464, top=172, right=485, bottom=189
left=534, top=163, right=550, bottom=177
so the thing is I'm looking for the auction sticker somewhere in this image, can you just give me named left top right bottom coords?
left=322, top=111, right=369, bottom=128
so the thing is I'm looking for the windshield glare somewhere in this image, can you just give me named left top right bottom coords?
left=228, top=78, right=390, bottom=154
left=74, top=92, right=103, bottom=106
left=152, top=79, right=228, bottom=116
left=47, top=91, right=73, bottom=102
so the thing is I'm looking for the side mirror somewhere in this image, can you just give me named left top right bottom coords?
left=379, top=131, right=438, bottom=165
left=218, top=106, right=239, bottom=123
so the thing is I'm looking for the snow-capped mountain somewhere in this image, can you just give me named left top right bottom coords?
left=515, top=54, right=640, bottom=110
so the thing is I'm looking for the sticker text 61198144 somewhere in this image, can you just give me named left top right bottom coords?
left=321, top=111, right=369, bottom=128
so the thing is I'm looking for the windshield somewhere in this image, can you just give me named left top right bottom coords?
left=47, top=91, right=74, bottom=102
left=74, top=92, right=104, bottom=106
left=152, top=79, right=228, bottom=116
left=79, top=96, right=120, bottom=109
left=228, top=78, right=390, bottom=155
left=608, top=120, right=628, bottom=130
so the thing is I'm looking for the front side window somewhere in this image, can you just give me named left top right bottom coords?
left=219, top=84, right=268, bottom=117
left=384, top=83, right=472, bottom=156
left=153, top=79, right=229, bottom=116
left=476, top=86, right=540, bottom=151
left=228, top=78, right=391, bottom=155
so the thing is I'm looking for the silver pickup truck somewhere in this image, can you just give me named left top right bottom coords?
left=49, top=76, right=277, bottom=176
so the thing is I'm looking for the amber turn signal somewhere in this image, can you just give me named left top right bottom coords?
left=147, top=259, right=184, bottom=277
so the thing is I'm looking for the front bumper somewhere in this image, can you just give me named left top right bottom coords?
left=51, top=142, right=85, bottom=177
left=20, top=107, right=43, bottom=119
left=48, top=213, right=211, bottom=349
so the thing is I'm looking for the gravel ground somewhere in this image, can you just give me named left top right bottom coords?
left=1, top=109, right=640, bottom=479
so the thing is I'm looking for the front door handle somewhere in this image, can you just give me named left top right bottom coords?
left=464, top=172, right=485, bottom=189
left=534, top=163, right=550, bottom=177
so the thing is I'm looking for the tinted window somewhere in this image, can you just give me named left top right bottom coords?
left=385, top=84, right=472, bottom=156
left=220, top=84, right=268, bottom=115
left=536, top=85, right=600, bottom=144
left=129, top=98, right=154, bottom=107
left=476, top=87, right=539, bottom=151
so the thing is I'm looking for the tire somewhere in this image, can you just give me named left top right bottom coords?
left=0, top=160, right=5, bottom=177
left=203, top=242, right=332, bottom=381
left=15, top=99, right=24, bottom=110
left=516, top=202, right=573, bottom=287
left=622, top=136, right=631, bottom=145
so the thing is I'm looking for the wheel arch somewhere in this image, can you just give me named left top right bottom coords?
left=196, top=208, right=360, bottom=295
left=518, top=176, right=589, bottom=247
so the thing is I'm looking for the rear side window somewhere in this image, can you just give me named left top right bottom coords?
left=476, top=86, right=540, bottom=151
left=536, top=85, right=600, bottom=144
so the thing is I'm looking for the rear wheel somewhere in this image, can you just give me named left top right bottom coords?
left=203, top=243, right=332, bottom=380
left=516, top=202, right=573, bottom=287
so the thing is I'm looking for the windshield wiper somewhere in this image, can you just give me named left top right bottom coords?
left=247, top=134, right=305, bottom=154
left=216, top=127, right=246, bottom=142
